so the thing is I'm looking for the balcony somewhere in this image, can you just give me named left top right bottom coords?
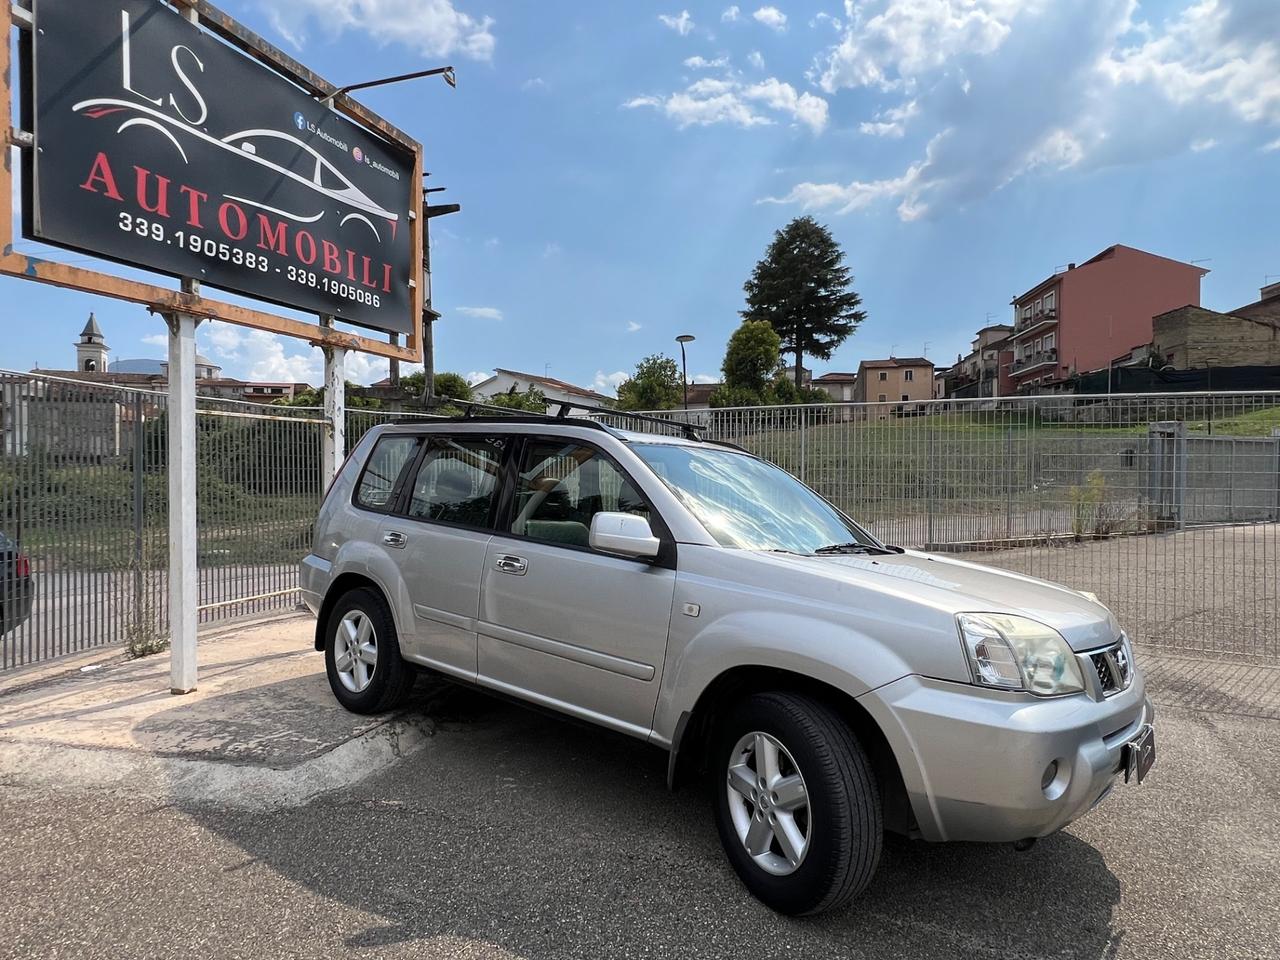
left=1012, top=348, right=1058, bottom=375
left=1013, top=308, right=1058, bottom=337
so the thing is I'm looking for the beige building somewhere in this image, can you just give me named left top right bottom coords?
left=1152, top=283, right=1280, bottom=369
left=852, top=357, right=934, bottom=418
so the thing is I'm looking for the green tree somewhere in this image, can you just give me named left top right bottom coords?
left=721, top=320, right=782, bottom=398
left=400, top=370, right=472, bottom=404
left=486, top=385, right=548, bottom=412
left=616, top=354, right=682, bottom=410
left=741, top=215, right=867, bottom=388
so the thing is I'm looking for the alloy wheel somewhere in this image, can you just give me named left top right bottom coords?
left=725, top=731, right=812, bottom=876
left=334, top=609, right=378, bottom=693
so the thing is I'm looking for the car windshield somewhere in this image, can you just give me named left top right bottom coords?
left=630, top=442, right=877, bottom=554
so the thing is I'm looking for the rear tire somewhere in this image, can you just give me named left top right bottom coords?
left=323, top=587, right=416, bottom=714
left=711, top=691, right=882, bottom=915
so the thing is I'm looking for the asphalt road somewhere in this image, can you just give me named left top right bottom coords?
left=2, top=680, right=1277, bottom=960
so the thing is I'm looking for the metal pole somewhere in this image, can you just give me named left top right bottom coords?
left=320, top=315, right=346, bottom=483
left=167, top=279, right=201, bottom=695
left=680, top=341, right=688, bottom=411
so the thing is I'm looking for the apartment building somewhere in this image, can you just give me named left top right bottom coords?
left=1007, top=244, right=1206, bottom=393
left=851, top=357, right=934, bottom=417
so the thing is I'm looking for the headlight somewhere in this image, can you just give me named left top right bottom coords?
left=956, top=613, right=1085, bottom=696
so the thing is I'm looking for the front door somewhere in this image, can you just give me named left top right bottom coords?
left=477, top=438, right=676, bottom=737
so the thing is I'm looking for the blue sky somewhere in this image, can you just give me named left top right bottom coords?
left=5, top=0, right=1279, bottom=391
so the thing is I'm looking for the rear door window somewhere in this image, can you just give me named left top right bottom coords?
left=406, top=436, right=506, bottom=529
left=354, top=435, right=421, bottom=512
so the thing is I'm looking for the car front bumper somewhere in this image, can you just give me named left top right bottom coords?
left=859, top=669, right=1153, bottom=843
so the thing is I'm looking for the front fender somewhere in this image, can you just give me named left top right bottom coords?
left=652, top=608, right=914, bottom=746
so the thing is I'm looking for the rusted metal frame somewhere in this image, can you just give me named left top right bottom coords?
left=0, top=0, right=424, bottom=363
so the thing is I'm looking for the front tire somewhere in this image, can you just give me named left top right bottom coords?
left=323, top=587, right=415, bottom=714
left=711, top=692, right=882, bottom=915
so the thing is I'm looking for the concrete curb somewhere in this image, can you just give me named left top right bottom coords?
left=0, top=713, right=435, bottom=810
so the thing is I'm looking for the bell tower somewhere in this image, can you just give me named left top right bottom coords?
left=75, top=313, right=109, bottom=373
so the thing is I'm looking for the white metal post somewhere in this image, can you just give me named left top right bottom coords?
left=322, top=316, right=346, bottom=482
left=167, top=306, right=200, bottom=694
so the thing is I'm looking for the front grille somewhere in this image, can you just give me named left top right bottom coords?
left=1088, top=638, right=1132, bottom=697
left=1092, top=652, right=1117, bottom=693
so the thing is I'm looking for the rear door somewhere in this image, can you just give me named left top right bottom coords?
left=380, top=433, right=509, bottom=678
left=477, top=437, right=677, bottom=736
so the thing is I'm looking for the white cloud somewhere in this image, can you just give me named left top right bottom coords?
left=626, top=321, right=643, bottom=333
left=811, top=11, right=842, bottom=30
left=684, top=54, right=731, bottom=69
left=693, top=373, right=720, bottom=384
left=626, top=75, right=827, bottom=132
left=817, top=0, right=1027, bottom=93
left=1264, top=137, right=1280, bottom=152
left=592, top=370, right=629, bottom=395
left=1190, top=137, right=1218, bottom=152
left=262, top=0, right=495, bottom=61
left=659, top=10, right=695, bottom=35
left=858, top=98, right=918, bottom=137
left=484, top=237, right=500, bottom=248
left=753, top=6, right=788, bottom=31
left=455, top=306, right=504, bottom=320
left=772, top=0, right=1280, bottom=222
left=748, top=49, right=766, bottom=69
left=466, top=370, right=491, bottom=385
left=722, top=5, right=741, bottom=22
left=140, top=333, right=168, bottom=348
left=543, top=242, right=562, bottom=258
left=522, top=77, right=547, bottom=91
left=743, top=78, right=829, bottom=132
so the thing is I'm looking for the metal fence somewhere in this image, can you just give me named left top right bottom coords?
left=4, top=375, right=1278, bottom=670
left=606, top=393, right=1280, bottom=664
left=0, top=371, right=326, bottom=669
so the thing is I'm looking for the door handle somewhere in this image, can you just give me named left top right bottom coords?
left=494, top=554, right=528, bottom=576
left=383, top=531, right=407, bottom=549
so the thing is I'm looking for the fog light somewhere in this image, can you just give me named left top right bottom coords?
left=1041, top=759, right=1069, bottom=800
left=1041, top=761, right=1058, bottom=791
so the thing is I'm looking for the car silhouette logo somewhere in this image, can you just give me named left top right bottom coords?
left=73, top=97, right=398, bottom=243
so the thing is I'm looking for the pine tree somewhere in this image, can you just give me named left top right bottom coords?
left=741, top=216, right=867, bottom=388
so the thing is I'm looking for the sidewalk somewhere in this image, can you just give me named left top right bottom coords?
left=0, top=614, right=434, bottom=808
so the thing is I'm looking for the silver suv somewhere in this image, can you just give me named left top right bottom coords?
left=301, top=415, right=1156, bottom=915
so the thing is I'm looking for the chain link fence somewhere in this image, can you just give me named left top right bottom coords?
left=604, top=393, right=1280, bottom=664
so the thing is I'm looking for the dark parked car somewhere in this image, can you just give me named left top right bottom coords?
left=0, top=532, right=34, bottom=636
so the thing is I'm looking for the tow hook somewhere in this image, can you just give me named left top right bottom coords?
left=1013, top=838, right=1037, bottom=852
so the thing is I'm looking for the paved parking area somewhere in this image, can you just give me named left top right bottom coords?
left=1, top=620, right=1278, bottom=959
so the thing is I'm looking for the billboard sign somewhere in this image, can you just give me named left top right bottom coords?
left=27, top=0, right=416, bottom=334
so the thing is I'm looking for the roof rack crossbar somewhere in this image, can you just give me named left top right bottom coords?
left=440, top=396, right=704, bottom=441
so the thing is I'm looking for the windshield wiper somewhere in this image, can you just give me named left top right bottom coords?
left=812, top=542, right=900, bottom=556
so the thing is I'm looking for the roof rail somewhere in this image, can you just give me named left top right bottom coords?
left=426, top=397, right=704, bottom=441
left=548, top=399, right=704, bottom=441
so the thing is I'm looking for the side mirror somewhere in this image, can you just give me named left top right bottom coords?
left=589, top=512, right=661, bottom=560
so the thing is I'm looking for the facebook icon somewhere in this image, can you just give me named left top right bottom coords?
left=293, top=111, right=307, bottom=131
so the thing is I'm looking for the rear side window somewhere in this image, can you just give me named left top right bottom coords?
left=354, top=435, right=420, bottom=511
left=407, top=436, right=505, bottom=528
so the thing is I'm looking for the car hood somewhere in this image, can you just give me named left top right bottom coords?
left=757, top=548, right=1119, bottom=651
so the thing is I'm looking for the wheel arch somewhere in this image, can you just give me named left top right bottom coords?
left=669, top=664, right=917, bottom=836
left=313, top=572, right=393, bottom=651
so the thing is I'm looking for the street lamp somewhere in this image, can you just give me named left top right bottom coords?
left=676, top=335, right=696, bottom=411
